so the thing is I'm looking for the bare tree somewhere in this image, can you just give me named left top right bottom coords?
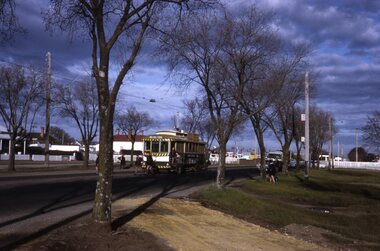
left=0, top=65, right=42, bottom=171
left=56, top=77, right=98, bottom=169
left=180, top=97, right=216, bottom=159
left=161, top=6, right=277, bottom=187
left=362, top=111, right=380, bottom=150
left=240, top=77, right=280, bottom=179
left=0, top=0, right=25, bottom=43
left=309, top=107, right=336, bottom=168
left=292, top=105, right=304, bottom=171
left=222, top=6, right=280, bottom=180
left=264, top=45, right=310, bottom=174
left=43, top=0, right=217, bottom=226
left=181, top=98, right=208, bottom=133
left=50, top=126, right=76, bottom=145
left=348, top=147, right=367, bottom=162
left=115, top=105, right=153, bottom=172
left=160, top=10, right=227, bottom=188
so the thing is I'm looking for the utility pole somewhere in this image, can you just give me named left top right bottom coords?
left=337, top=141, right=340, bottom=159
left=62, top=130, right=64, bottom=145
left=45, top=52, right=52, bottom=167
left=328, top=117, right=332, bottom=169
left=355, top=128, right=358, bottom=162
left=304, top=72, right=310, bottom=179
left=328, top=116, right=334, bottom=169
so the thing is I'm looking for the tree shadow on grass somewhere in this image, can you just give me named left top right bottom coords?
left=294, top=174, right=380, bottom=201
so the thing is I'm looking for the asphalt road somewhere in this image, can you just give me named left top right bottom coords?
left=0, top=166, right=258, bottom=250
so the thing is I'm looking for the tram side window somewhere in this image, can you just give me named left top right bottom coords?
left=200, top=144, right=205, bottom=153
left=152, top=141, right=159, bottom=153
left=176, top=142, right=184, bottom=153
left=144, top=141, right=151, bottom=151
left=161, top=141, right=168, bottom=153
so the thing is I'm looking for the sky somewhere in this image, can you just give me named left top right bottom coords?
left=1, top=0, right=380, bottom=156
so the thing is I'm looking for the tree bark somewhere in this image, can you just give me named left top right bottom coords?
left=83, top=140, right=90, bottom=169
left=282, top=144, right=290, bottom=175
left=92, top=64, right=115, bottom=223
left=255, top=127, right=267, bottom=180
left=131, top=140, right=135, bottom=168
left=8, top=134, right=16, bottom=172
left=295, top=147, right=301, bottom=172
left=92, top=115, right=114, bottom=224
left=216, top=143, right=226, bottom=189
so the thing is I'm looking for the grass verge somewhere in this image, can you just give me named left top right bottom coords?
left=192, top=169, right=380, bottom=250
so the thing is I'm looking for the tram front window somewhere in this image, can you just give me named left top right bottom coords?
left=161, top=141, right=168, bottom=153
left=144, top=141, right=151, bottom=151
left=152, top=141, right=159, bottom=153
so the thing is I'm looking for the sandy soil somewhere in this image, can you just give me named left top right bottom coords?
left=114, top=197, right=330, bottom=251
left=15, top=196, right=331, bottom=251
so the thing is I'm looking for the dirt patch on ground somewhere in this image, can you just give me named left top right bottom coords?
left=16, top=218, right=173, bottom=251
left=122, top=197, right=329, bottom=251
left=16, top=196, right=329, bottom=251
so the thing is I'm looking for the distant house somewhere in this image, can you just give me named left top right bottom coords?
left=27, top=127, right=47, bottom=149
left=113, top=134, right=144, bottom=154
left=91, top=133, right=144, bottom=155
left=26, top=127, right=80, bottom=154
left=0, top=124, right=10, bottom=154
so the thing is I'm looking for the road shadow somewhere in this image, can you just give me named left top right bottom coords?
left=0, top=184, right=93, bottom=228
left=0, top=209, right=91, bottom=251
left=0, top=176, right=158, bottom=250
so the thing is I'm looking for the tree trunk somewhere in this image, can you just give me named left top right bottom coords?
left=252, top=122, right=266, bottom=180
left=83, top=141, right=90, bottom=169
left=8, top=135, right=16, bottom=172
left=256, top=132, right=267, bottom=180
left=282, top=144, right=290, bottom=175
left=216, top=144, right=226, bottom=189
left=131, top=140, right=135, bottom=168
left=92, top=107, right=114, bottom=225
left=91, top=40, right=118, bottom=225
left=296, top=147, right=301, bottom=172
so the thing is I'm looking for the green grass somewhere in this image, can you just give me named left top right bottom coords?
left=193, top=169, right=380, bottom=247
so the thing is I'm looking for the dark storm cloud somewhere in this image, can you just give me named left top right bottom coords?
left=273, top=1, right=380, bottom=51
left=0, top=0, right=93, bottom=79
left=238, top=0, right=380, bottom=150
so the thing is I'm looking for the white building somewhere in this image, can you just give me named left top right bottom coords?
left=0, top=124, right=10, bottom=155
left=113, top=134, right=144, bottom=153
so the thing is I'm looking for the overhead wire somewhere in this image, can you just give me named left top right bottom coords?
left=0, top=58, right=187, bottom=111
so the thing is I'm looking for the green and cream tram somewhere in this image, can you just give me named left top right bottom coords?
left=143, top=130, right=209, bottom=174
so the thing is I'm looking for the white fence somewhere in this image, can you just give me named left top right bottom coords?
left=0, top=154, right=78, bottom=161
left=209, top=156, right=239, bottom=165
left=1, top=154, right=30, bottom=161
left=333, top=161, right=380, bottom=170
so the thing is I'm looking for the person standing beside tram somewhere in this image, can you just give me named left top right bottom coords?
left=169, top=146, right=177, bottom=165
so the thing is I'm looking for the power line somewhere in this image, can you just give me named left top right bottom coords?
left=0, top=58, right=188, bottom=111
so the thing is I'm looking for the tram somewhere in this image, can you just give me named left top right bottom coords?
left=143, top=130, right=209, bottom=174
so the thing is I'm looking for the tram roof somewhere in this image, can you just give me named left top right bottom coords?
left=143, top=130, right=205, bottom=144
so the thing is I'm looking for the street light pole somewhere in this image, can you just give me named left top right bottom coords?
left=45, top=52, right=52, bottom=167
left=304, top=72, right=310, bottom=179
left=355, top=128, right=358, bottom=162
